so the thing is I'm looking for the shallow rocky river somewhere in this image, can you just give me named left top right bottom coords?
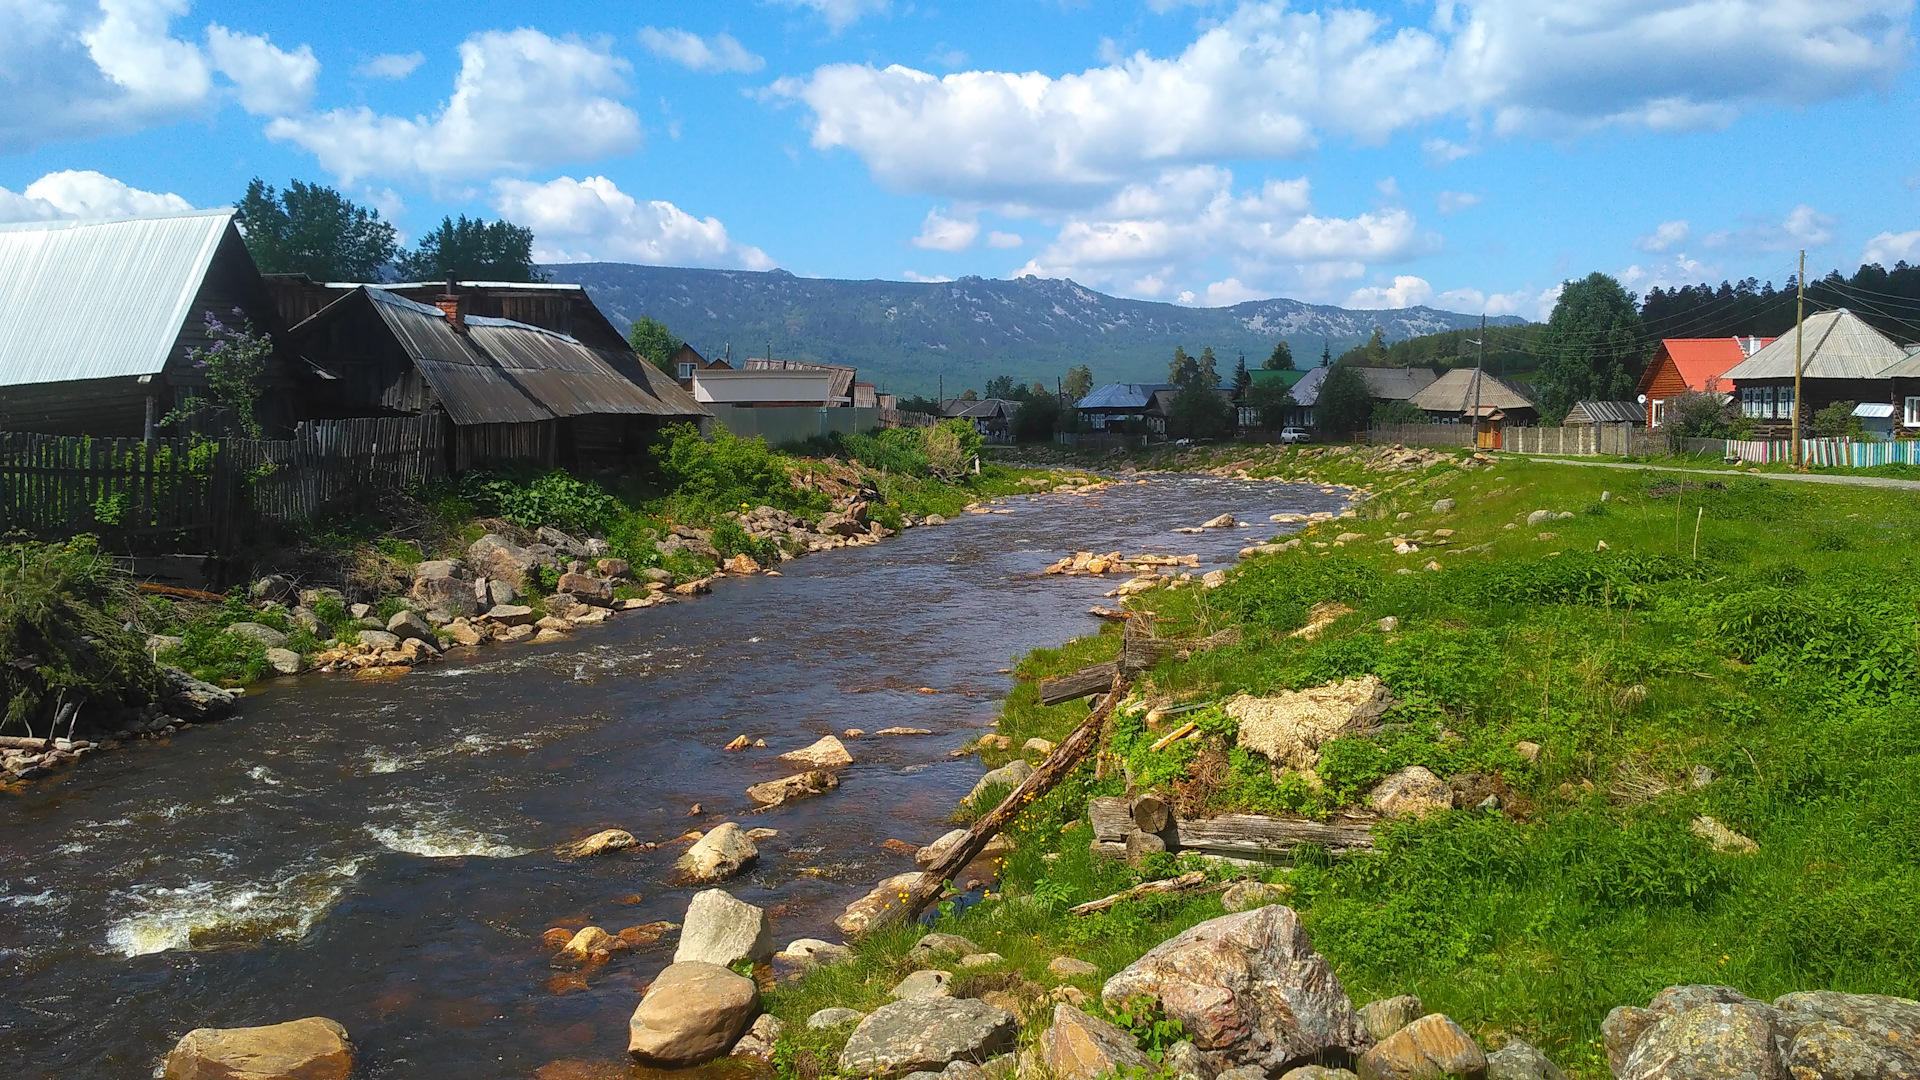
left=0, top=476, right=1348, bottom=1078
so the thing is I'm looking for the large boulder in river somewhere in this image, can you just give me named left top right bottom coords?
left=1039, top=1004, right=1157, bottom=1080
left=675, top=889, right=774, bottom=968
left=162, top=1016, right=352, bottom=1080
left=162, top=667, right=237, bottom=721
left=781, top=735, right=854, bottom=768
left=747, top=770, right=840, bottom=807
left=1101, top=906, right=1371, bottom=1076
left=676, top=822, right=758, bottom=883
left=628, top=961, right=760, bottom=1066
left=556, top=572, right=614, bottom=607
left=838, top=997, right=1019, bottom=1078
left=1227, top=676, right=1394, bottom=773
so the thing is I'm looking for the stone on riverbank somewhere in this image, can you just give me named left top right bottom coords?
left=676, top=822, right=758, bottom=883
left=747, top=770, right=840, bottom=807
left=1368, top=767, right=1452, bottom=819
left=1357, top=1014, right=1485, bottom=1080
left=162, top=1016, right=352, bottom=1080
left=628, top=961, right=760, bottom=1066
left=893, top=969, right=954, bottom=999
left=675, top=889, right=774, bottom=967
left=1484, top=1038, right=1566, bottom=1080
left=780, top=939, right=853, bottom=968
left=781, top=735, right=854, bottom=768
left=965, top=760, right=1033, bottom=806
left=731, top=1013, right=785, bottom=1061
left=838, top=997, right=1020, bottom=1078
left=468, top=534, right=548, bottom=589
left=555, top=829, right=636, bottom=859
left=162, top=667, right=237, bottom=721
left=1603, top=985, right=1920, bottom=1080
left=225, top=622, right=288, bottom=649
left=263, top=648, right=303, bottom=676
left=1101, top=906, right=1371, bottom=1076
left=836, top=872, right=925, bottom=936
left=386, top=610, right=435, bottom=644
left=1048, top=956, right=1099, bottom=980
left=1221, top=880, right=1294, bottom=912
left=1039, top=1004, right=1157, bottom=1080
left=810, top=1007, right=868, bottom=1029
left=557, top=572, right=614, bottom=606
left=910, top=933, right=981, bottom=963
left=1357, top=996, right=1424, bottom=1041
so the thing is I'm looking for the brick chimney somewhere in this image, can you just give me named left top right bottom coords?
left=436, top=277, right=465, bottom=332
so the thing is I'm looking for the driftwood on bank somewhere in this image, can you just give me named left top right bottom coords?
left=1089, top=796, right=1134, bottom=840
left=1039, top=663, right=1120, bottom=706
left=0, top=736, right=49, bottom=751
left=1068, top=870, right=1228, bottom=915
left=860, top=672, right=1131, bottom=936
left=1173, top=813, right=1376, bottom=858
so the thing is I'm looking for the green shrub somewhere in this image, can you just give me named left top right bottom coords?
left=659, top=424, right=824, bottom=519
left=0, top=536, right=160, bottom=730
left=454, top=469, right=622, bottom=535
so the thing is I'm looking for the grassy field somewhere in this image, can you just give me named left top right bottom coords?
left=765, top=449, right=1920, bottom=1080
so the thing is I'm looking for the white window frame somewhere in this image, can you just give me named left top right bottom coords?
left=1763, top=386, right=1776, bottom=419
left=1650, top=398, right=1667, bottom=428
left=678, top=362, right=696, bottom=380
left=1905, top=396, right=1920, bottom=428
left=1778, top=384, right=1794, bottom=421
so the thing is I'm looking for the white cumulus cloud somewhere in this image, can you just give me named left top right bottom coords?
left=911, top=208, right=978, bottom=251
left=639, top=27, right=764, bottom=74
left=491, top=175, right=773, bottom=270
left=0, top=169, right=192, bottom=222
left=1436, top=190, right=1481, bottom=215
left=986, top=230, right=1023, bottom=249
left=0, top=0, right=323, bottom=151
left=1347, top=275, right=1435, bottom=309
left=1864, top=230, right=1920, bottom=266
left=773, top=0, right=1910, bottom=204
left=357, top=52, right=424, bottom=80
left=268, top=29, right=640, bottom=183
left=1700, top=203, right=1837, bottom=252
left=1637, top=219, right=1691, bottom=252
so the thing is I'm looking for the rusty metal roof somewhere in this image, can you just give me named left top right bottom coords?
left=466, top=317, right=702, bottom=418
left=0, top=209, right=236, bottom=386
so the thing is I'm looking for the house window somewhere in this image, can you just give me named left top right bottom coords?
left=678, top=362, right=695, bottom=380
left=1906, top=396, right=1920, bottom=427
left=1777, top=384, right=1794, bottom=420
left=1650, top=399, right=1666, bottom=428
left=1763, top=386, right=1776, bottom=419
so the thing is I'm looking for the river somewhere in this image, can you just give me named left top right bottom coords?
left=0, top=476, right=1348, bottom=1078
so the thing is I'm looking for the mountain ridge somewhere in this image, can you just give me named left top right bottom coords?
left=541, top=263, right=1526, bottom=396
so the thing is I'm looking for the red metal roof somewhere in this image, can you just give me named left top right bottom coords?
left=1643, top=338, right=1773, bottom=394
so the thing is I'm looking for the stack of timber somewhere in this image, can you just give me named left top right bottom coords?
left=1088, top=794, right=1376, bottom=861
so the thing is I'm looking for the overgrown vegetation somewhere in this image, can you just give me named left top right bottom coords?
left=765, top=451, right=1920, bottom=1080
left=0, top=536, right=161, bottom=732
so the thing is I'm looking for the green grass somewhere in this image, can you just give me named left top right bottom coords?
left=765, top=449, right=1920, bottom=1080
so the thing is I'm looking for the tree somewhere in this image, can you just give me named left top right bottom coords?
left=1371, top=400, right=1427, bottom=425
left=1361, top=327, right=1388, bottom=364
left=1320, top=339, right=1333, bottom=367
left=1811, top=400, right=1864, bottom=438
left=1233, top=353, right=1252, bottom=396
left=1536, top=272, right=1648, bottom=421
left=628, top=316, right=682, bottom=373
left=959, top=388, right=978, bottom=402
left=1168, top=382, right=1235, bottom=441
left=1665, top=389, right=1747, bottom=438
left=235, top=177, right=397, bottom=281
left=897, top=394, right=943, bottom=415
left=1012, top=393, right=1063, bottom=442
left=1030, top=381, right=1048, bottom=398
left=1316, top=363, right=1375, bottom=434
left=1246, top=377, right=1293, bottom=430
left=1264, top=340, right=1295, bottom=370
left=1168, top=346, right=1219, bottom=391
left=1062, top=365, right=1094, bottom=401
left=984, top=374, right=1031, bottom=401
left=395, top=214, right=542, bottom=282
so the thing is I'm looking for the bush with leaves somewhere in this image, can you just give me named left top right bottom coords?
left=0, top=537, right=160, bottom=733
left=454, top=469, right=623, bottom=536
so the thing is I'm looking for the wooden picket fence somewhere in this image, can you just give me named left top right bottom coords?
left=0, top=416, right=445, bottom=550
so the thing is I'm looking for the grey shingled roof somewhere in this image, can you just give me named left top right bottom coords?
left=1408, top=367, right=1536, bottom=414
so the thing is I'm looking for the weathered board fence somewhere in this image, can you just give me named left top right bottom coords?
left=0, top=416, right=445, bottom=549
left=1370, top=423, right=1669, bottom=456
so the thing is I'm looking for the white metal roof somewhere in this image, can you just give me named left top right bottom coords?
left=0, top=209, right=237, bottom=387
left=1721, top=309, right=1908, bottom=381
left=1854, top=402, right=1896, bottom=418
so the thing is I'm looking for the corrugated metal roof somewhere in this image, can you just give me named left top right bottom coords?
left=0, top=209, right=235, bottom=387
left=1287, top=366, right=1332, bottom=406
left=1569, top=400, right=1647, bottom=424
left=1078, top=383, right=1173, bottom=410
left=362, top=290, right=553, bottom=425
left=1409, top=367, right=1536, bottom=414
left=1722, top=310, right=1907, bottom=381
left=745, top=357, right=856, bottom=402
left=467, top=318, right=695, bottom=418
left=1248, top=368, right=1308, bottom=388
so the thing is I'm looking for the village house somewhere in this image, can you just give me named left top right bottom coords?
left=1408, top=368, right=1538, bottom=448
left=1564, top=400, right=1647, bottom=426
left=1144, top=386, right=1236, bottom=438
left=1357, top=366, right=1439, bottom=406
left=1721, top=310, right=1909, bottom=436
left=284, top=284, right=708, bottom=470
left=1076, top=383, right=1172, bottom=432
left=1636, top=336, right=1768, bottom=428
left=943, top=397, right=1020, bottom=442
left=669, top=343, right=730, bottom=382
left=689, top=367, right=840, bottom=407
left=0, top=209, right=295, bottom=437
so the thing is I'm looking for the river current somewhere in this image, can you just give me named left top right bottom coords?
left=0, top=476, right=1348, bottom=1078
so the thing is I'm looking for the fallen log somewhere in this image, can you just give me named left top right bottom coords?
left=1173, top=813, right=1377, bottom=859
left=1068, top=870, right=1227, bottom=915
left=0, top=736, right=49, bottom=751
left=860, top=672, right=1130, bottom=936
left=1039, top=662, right=1119, bottom=706
left=1146, top=722, right=1197, bottom=753
left=1089, top=796, right=1133, bottom=842
left=137, top=583, right=227, bottom=603
left=1130, top=793, right=1171, bottom=834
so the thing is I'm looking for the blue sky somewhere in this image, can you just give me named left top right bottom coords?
left=3, top=0, right=1916, bottom=319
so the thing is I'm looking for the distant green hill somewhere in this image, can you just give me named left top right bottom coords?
left=542, top=263, right=1527, bottom=396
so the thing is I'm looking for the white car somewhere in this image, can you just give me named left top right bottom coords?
left=1280, top=427, right=1313, bottom=444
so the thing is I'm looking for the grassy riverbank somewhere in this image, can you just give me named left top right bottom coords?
left=765, top=448, right=1920, bottom=1080
left=1, top=422, right=1077, bottom=752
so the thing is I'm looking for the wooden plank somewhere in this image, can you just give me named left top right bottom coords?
left=1069, top=871, right=1226, bottom=915
left=1089, top=796, right=1134, bottom=842
left=1172, top=813, right=1377, bottom=858
left=1040, top=661, right=1120, bottom=706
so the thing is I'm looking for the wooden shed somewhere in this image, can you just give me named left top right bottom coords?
left=0, top=210, right=293, bottom=436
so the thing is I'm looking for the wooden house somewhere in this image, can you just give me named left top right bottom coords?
left=1721, top=310, right=1908, bottom=436
left=1076, top=383, right=1172, bottom=432
left=0, top=210, right=295, bottom=436
left=945, top=397, right=1019, bottom=442
left=1636, top=337, right=1767, bottom=428
left=285, top=285, right=708, bottom=471
left=1408, top=368, right=1537, bottom=447
left=1564, top=400, right=1647, bottom=426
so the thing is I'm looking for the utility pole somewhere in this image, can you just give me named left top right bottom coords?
left=1793, top=249, right=1805, bottom=468
left=1465, top=316, right=1485, bottom=449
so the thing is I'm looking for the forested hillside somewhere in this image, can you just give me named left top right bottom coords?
left=543, top=263, right=1520, bottom=395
